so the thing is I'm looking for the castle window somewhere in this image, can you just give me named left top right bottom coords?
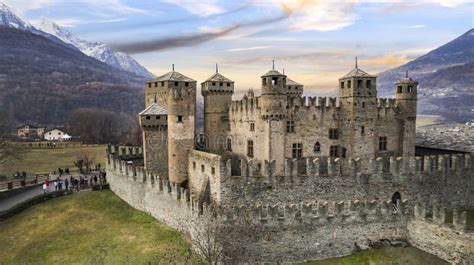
left=330, top=145, right=339, bottom=157
left=247, top=140, right=254, bottom=157
left=329, top=128, right=339, bottom=140
left=407, top=86, right=413, bottom=93
left=201, top=165, right=205, bottom=172
left=177, top=116, right=183, bottom=123
left=211, top=167, right=215, bottom=175
left=185, top=82, right=189, bottom=87
left=146, top=116, right=151, bottom=120
left=148, top=83, right=151, bottom=88
left=262, top=78, right=267, bottom=86
left=272, top=77, right=278, bottom=85
left=366, top=80, right=372, bottom=88
left=379, top=136, right=388, bottom=151
left=362, top=102, right=366, bottom=108
left=161, top=81, right=165, bottom=86
left=347, top=80, right=351, bottom=88
left=227, top=83, right=230, bottom=87
left=340, top=81, right=344, bottom=89
left=357, top=79, right=362, bottom=88
left=219, top=82, right=223, bottom=86
left=212, top=82, right=216, bottom=86
left=397, top=86, right=403, bottom=93
left=250, top=122, right=255, bottom=131
left=341, top=147, right=347, bottom=158
left=361, top=126, right=365, bottom=134
left=193, top=162, right=196, bottom=169
left=286, top=120, right=295, bottom=133
left=174, top=82, right=178, bottom=86
left=313, top=142, right=321, bottom=153
left=227, top=139, right=232, bottom=151
left=154, top=82, right=158, bottom=87
left=156, top=116, right=160, bottom=119
left=292, top=143, right=303, bottom=158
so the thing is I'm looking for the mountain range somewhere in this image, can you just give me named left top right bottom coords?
left=377, top=28, right=474, bottom=122
left=0, top=2, right=153, bottom=79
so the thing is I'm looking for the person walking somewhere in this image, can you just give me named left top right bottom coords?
left=54, top=180, right=57, bottom=191
left=42, top=182, right=47, bottom=193
left=65, top=178, right=69, bottom=190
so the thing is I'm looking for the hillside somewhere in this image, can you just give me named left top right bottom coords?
left=0, top=191, right=203, bottom=264
left=0, top=27, right=146, bottom=125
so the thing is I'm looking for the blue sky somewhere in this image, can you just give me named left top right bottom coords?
left=4, top=0, right=474, bottom=93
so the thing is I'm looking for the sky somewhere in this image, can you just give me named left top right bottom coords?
left=4, top=0, right=474, bottom=94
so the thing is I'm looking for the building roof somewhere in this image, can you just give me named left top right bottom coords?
left=139, top=102, right=168, bottom=116
left=204, top=72, right=233, bottom=83
left=341, top=68, right=375, bottom=78
left=45, top=128, right=68, bottom=134
left=287, top=78, right=302, bottom=86
left=262, top=69, right=286, bottom=77
left=154, top=71, right=195, bottom=82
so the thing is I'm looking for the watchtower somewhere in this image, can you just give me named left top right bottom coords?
left=395, top=71, right=418, bottom=161
left=338, top=58, right=377, bottom=166
left=201, top=64, right=234, bottom=154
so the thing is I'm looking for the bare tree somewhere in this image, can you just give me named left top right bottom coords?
left=120, top=117, right=142, bottom=146
left=191, top=204, right=258, bottom=264
left=74, top=147, right=97, bottom=174
left=0, top=112, right=23, bottom=168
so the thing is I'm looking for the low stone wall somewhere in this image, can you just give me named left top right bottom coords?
left=407, top=205, right=474, bottom=264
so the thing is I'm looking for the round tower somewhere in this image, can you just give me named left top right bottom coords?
left=161, top=66, right=196, bottom=184
left=201, top=64, right=234, bottom=154
left=260, top=61, right=287, bottom=119
left=395, top=71, right=418, bottom=159
left=338, top=58, right=377, bottom=166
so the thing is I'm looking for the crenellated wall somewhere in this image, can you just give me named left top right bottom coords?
left=408, top=203, right=473, bottom=264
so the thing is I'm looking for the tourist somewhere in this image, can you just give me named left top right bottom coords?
left=53, top=180, right=57, bottom=191
left=58, top=179, right=63, bottom=190
left=93, top=175, right=98, bottom=185
left=65, top=178, right=69, bottom=190
left=42, top=182, right=47, bottom=193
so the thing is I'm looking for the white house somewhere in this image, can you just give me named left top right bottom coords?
left=44, top=128, right=71, bottom=141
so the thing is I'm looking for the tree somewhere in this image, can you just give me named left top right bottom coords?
left=191, top=204, right=258, bottom=264
left=74, top=148, right=97, bottom=174
left=0, top=112, right=23, bottom=170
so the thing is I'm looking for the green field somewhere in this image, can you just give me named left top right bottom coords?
left=1, top=145, right=107, bottom=178
left=0, top=190, right=203, bottom=264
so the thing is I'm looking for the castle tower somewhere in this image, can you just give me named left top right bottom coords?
left=260, top=61, right=287, bottom=175
left=160, top=66, right=196, bottom=184
left=201, top=64, right=234, bottom=154
left=395, top=71, right=418, bottom=161
left=338, top=58, right=377, bottom=166
left=139, top=102, right=168, bottom=177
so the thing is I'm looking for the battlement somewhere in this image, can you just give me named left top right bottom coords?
left=230, top=95, right=259, bottom=114
left=377, top=98, right=397, bottom=109
left=413, top=202, right=471, bottom=232
left=107, top=144, right=143, bottom=159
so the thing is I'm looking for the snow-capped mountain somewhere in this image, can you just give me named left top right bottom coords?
left=38, top=19, right=154, bottom=79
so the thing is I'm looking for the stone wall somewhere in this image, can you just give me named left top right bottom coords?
left=407, top=204, right=473, bottom=264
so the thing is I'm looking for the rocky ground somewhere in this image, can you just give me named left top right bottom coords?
left=416, top=123, right=474, bottom=152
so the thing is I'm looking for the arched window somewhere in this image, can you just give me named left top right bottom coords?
left=313, top=142, right=321, bottom=153
left=227, top=138, right=232, bottom=151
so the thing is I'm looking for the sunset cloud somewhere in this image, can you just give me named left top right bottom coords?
left=163, top=0, right=225, bottom=17
left=360, top=56, right=409, bottom=66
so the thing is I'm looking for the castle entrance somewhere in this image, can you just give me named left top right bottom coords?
left=391, top=192, right=401, bottom=212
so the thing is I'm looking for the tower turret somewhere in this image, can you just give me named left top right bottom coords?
left=338, top=58, right=377, bottom=168
left=260, top=61, right=287, bottom=119
left=395, top=71, right=418, bottom=161
left=156, top=66, right=196, bottom=184
left=201, top=64, right=234, bottom=154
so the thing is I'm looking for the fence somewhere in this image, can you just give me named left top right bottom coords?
left=0, top=175, right=49, bottom=191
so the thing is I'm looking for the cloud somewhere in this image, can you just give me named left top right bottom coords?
left=408, top=25, right=426, bottom=28
left=360, top=55, right=408, bottom=66
left=29, top=17, right=127, bottom=28
left=382, top=0, right=472, bottom=12
left=227, top=46, right=272, bottom=52
left=2, top=0, right=147, bottom=16
left=163, top=0, right=225, bottom=17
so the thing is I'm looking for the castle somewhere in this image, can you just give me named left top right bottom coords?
left=107, top=61, right=473, bottom=263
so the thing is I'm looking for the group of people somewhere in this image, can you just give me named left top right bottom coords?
left=42, top=173, right=107, bottom=193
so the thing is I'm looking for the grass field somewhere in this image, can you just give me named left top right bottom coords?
left=0, top=190, right=203, bottom=264
left=303, top=246, right=447, bottom=265
left=416, top=115, right=441, bottom=128
left=1, top=145, right=107, bottom=178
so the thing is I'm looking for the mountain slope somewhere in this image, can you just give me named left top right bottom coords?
left=38, top=19, right=154, bottom=79
left=377, top=28, right=474, bottom=96
left=0, top=27, right=145, bottom=125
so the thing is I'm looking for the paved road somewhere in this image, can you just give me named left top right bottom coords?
left=0, top=185, right=55, bottom=212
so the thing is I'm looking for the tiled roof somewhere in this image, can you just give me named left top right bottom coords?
left=262, top=69, right=285, bottom=77
left=287, top=78, right=302, bottom=86
left=154, top=71, right=195, bottom=82
left=205, top=72, right=233, bottom=83
left=139, top=102, right=167, bottom=116
left=341, top=68, right=375, bottom=78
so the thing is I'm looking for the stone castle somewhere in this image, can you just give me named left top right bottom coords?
left=107, top=61, right=473, bottom=263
